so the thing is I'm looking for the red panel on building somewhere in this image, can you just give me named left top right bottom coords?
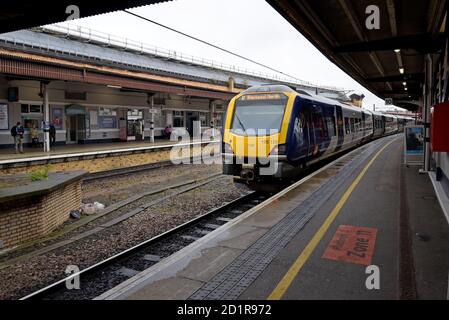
left=431, top=101, right=449, bottom=153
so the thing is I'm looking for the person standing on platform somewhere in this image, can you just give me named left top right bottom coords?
left=164, top=124, right=173, bottom=139
left=135, top=120, right=143, bottom=141
left=30, top=125, right=39, bottom=148
left=11, top=122, right=24, bottom=154
left=49, top=123, right=56, bottom=147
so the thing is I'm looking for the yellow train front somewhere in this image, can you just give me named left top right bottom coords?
left=222, top=84, right=394, bottom=184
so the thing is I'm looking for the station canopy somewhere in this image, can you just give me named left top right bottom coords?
left=0, top=1, right=168, bottom=34
left=2, top=1, right=447, bottom=111
left=267, top=0, right=448, bottom=111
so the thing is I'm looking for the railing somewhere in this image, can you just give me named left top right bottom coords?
left=42, top=23, right=348, bottom=92
left=2, top=22, right=348, bottom=93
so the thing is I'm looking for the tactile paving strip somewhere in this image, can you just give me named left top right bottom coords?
left=188, top=138, right=392, bottom=300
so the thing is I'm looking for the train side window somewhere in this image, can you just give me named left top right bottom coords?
left=350, top=118, right=355, bottom=132
left=312, top=111, right=324, bottom=138
left=344, top=117, right=350, bottom=134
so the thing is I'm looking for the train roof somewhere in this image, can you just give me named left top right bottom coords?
left=296, top=91, right=368, bottom=114
left=241, top=85, right=376, bottom=115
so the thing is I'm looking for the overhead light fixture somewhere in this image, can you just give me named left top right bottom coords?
left=399, top=68, right=405, bottom=74
left=404, top=87, right=408, bottom=91
left=403, top=82, right=407, bottom=86
left=107, top=85, right=122, bottom=89
left=394, top=49, right=401, bottom=53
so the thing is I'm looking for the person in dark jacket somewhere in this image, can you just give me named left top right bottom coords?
left=11, top=122, right=24, bottom=153
left=49, top=123, right=56, bottom=147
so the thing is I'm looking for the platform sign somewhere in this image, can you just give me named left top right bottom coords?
left=322, top=225, right=378, bottom=266
left=385, top=98, right=393, bottom=105
left=404, top=125, right=424, bottom=165
left=0, top=104, right=8, bottom=129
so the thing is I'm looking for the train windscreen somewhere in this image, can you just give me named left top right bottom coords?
left=231, top=93, right=288, bottom=135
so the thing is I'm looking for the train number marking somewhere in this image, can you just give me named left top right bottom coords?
left=322, top=225, right=378, bottom=265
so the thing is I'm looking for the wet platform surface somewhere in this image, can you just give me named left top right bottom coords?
left=98, top=136, right=449, bottom=300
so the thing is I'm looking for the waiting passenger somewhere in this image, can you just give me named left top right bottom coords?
left=30, top=125, right=39, bottom=148
left=135, top=120, right=143, bottom=141
left=164, top=125, right=173, bottom=139
left=10, top=122, right=24, bottom=154
left=49, top=123, right=56, bottom=147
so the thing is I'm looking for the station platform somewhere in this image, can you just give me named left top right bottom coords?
left=98, top=135, right=449, bottom=300
left=0, top=139, right=219, bottom=173
left=0, top=139, right=174, bottom=162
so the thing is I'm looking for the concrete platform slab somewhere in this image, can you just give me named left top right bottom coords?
left=97, top=135, right=449, bottom=301
left=123, top=277, right=204, bottom=300
left=177, top=247, right=243, bottom=283
left=97, top=137, right=390, bottom=300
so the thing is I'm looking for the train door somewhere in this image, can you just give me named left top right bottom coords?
left=295, top=110, right=309, bottom=160
left=186, top=112, right=199, bottom=137
left=335, top=106, right=344, bottom=150
left=296, top=104, right=315, bottom=160
left=311, top=105, right=328, bottom=156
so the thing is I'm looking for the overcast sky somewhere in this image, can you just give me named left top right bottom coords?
left=55, top=0, right=405, bottom=111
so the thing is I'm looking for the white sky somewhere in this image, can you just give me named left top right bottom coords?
left=57, top=0, right=406, bottom=111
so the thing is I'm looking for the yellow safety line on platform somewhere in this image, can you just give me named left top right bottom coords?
left=267, top=137, right=398, bottom=300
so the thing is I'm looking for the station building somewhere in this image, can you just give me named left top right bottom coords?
left=0, top=25, right=352, bottom=148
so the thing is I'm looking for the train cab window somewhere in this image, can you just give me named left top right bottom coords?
left=344, top=117, right=350, bottom=134
left=231, top=94, right=288, bottom=135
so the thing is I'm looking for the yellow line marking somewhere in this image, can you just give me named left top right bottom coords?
left=267, top=138, right=398, bottom=300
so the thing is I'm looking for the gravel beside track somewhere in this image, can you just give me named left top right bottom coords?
left=82, top=164, right=222, bottom=206
left=0, top=176, right=251, bottom=300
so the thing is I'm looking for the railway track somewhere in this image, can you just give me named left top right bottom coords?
left=17, top=137, right=398, bottom=300
left=84, top=155, right=220, bottom=183
left=20, top=191, right=270, bottom=300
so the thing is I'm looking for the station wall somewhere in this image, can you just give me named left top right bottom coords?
left=0, top=78, right=227, bottom=148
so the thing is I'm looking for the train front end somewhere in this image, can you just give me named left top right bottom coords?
left=222, top=86, right=296, bottom=183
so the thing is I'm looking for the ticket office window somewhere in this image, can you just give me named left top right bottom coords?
left=199, top=112, right=208, bottom=126
left=214, top=112, right=223, bottom=127
left=99, top=107, right=117, bottom=117
left=156, top=110, right=166, bottom=128
left=173, top=111, right=184, bottom=127
left=21, top=104, right=43, bottom=129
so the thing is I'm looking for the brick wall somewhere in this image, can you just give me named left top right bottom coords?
left=0, top=145, right=208, bottom=175
left=0, top=180, right=82, bottom=249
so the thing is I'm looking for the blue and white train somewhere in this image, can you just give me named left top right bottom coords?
left=222, top=85, right=413, bottom=182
